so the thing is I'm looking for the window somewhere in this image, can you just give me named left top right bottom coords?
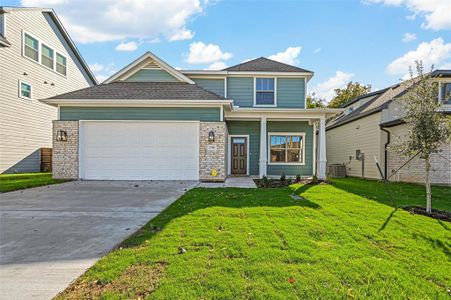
left=269, top=134, right=304, bottom=164
left=441, top=82, right=451, bottom=104
left=348, top=106, right=354, bottom=113
left=256, top=78, right=275, bottom=105
left=19, top=81, right=32, bottom=99
left=56, top=53, right=67, bottom=75
left=41, top=44, right=54, bottom=69
left=24, top=33, right=39, bottom=62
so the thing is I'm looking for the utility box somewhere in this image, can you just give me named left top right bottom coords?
left=329, top=164, right=346, bottom=178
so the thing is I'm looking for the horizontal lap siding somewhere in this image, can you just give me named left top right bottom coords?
left=59, top=107, right=221, bottom=122
left=227, top=77, right=253, bottom=107
left=125, top=69, right=179, bottom=82
left=226, top=121, right=260, bottom=175
left=277, top=78, right=305, bottom=108
left=267, top=121, right=313, bottom=176
left=193, top=78, right=225, bottom=97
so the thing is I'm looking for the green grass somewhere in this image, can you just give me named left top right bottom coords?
left=0, top=172, right=67, bottom=193
left=57, top=181, right=451, bottom=299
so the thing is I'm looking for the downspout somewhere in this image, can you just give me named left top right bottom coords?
left=380, top=127, right=390, bottom=180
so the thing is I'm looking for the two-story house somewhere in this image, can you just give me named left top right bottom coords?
left=0, top=7, right=96, bottom=174
left=41, top=52, right=341, bottom=181
left=326, top=70, right=451, bottom=184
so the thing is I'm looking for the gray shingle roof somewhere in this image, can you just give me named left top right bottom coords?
left=224, top=57, right=313, bottom=73
left=48, top=82, right=226, bottom=100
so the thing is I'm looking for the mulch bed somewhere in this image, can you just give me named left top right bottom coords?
left=254, top=178, right=324, bottom=188
left=403, top=206, right=451, bottom=222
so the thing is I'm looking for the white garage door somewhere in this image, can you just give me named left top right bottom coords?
left=79, top=121, right=200, bottom=180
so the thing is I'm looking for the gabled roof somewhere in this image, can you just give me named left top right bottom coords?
left=339, top=88, right=389, bottom=108
left=224, top=57, right=313, bottom=73
left=0, top=7, right=97, bottom=85
left=46, top=82, right=226, bottom=101
left=104, top=52, right=195, bottom=84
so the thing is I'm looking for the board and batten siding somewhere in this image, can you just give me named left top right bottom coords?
left=227, top=77, right=254, bottom=107
left=326, top=112, right=386, bottom=179
left=267, top=121, right=313, bottom=176
left=59, top=107, right=221, bottom=122
left=124, top=69, right=179, bottom=82
left=277, top=78, right=305, bottom=108
left=192, top=78, right=225, bottom=97
left=0, top=10, right=93, bottom=173
left=226, top=120, right=260, bottom=175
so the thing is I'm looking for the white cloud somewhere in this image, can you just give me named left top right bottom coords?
left=268, top=46, right=302, bottom=65
left=89, top=63, right=104, bottom=73
left=206, top=61, right=227, bottom=70
left=21, top=0, right=206, bottom=43
left=115, top=41, right=139, bottom=51
left=186, top=41, right=232, bottom=64
left=313, top=48, right=322, bottom=54
left=387, top=38, right=451, bottom=77
left=311, top=71, right=355, bottom=101
left=88, top=63, right=116, bottom=83
left=402, top=32, right=416, bottom=42
left=365, top=0, right=451, bottom=30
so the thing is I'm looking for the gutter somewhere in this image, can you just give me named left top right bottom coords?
left=380, top=126, right=390, bottom=180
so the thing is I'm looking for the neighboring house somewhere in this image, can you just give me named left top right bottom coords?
left=326, top=70, right=451, bottom=184
left=41, top=52, right=341, bottom=181
left=0, top=7, right=96, bottom=174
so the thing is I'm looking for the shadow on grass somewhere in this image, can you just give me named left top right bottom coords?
left=378, top=208, right=398, bottom=232
left=121, top=186, right=321, bottom=249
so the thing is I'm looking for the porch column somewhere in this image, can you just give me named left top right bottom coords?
left=259, top=116, right=267, bottom=177
left=318, top=117, right=327, bottom=180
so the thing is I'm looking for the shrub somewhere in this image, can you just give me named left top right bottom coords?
left=280, top=173, right=286, bottom=182
left=312, top=175, right=318, bottom=184
left=262, top=175, right=269, bottom=187
left=296, top=174, right=301, bottom=182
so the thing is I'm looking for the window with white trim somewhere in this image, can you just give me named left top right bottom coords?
left=24, top=33, right=39, bottom=62
left=269, top=134, right=304, bottom=164
left=256, top=78, right=275, bottom=105
left=19, top=81, right=32, bottom=99
left=56, top=53, right=67, bottom=75
left=41, top=44, right=54, bottom=69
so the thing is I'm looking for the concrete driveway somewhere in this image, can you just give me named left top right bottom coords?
left=0, top=180, right=197, bottom=300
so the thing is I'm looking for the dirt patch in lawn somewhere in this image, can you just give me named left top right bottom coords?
left=56, top=262, right=167, bottom=299
left=404, top=206, right=451, bottom=222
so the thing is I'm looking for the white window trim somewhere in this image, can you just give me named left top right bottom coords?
left=267, top=132, right=306, bottom=166
left=227, top=134, right=250, bottom=175
left=56, top=52, right=68, bottom=76
left=21, top=31, right=67, bottom=78
left=254, top=77, right=277, bottom=107
left=18, top=80, right=32, bottom=100
left=41, top=42, right=55, bottom=71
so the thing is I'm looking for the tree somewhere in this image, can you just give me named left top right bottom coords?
left=328, top=81, right=371, bottom=108
left=393, top=62, right=451, bottom=214
left=306, top=94, right=325, bottom=108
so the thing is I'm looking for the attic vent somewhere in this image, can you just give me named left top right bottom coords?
left=142, top=60, right=160, bottom=69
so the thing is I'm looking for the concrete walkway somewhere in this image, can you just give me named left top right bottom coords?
left=0, top=180, right=197, bottom=300
left=198, top=176, right=257, bottom=188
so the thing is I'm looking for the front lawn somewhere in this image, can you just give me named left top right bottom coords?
left=0, top=172, right=67, bottom=193
left=58, top=182, right=451, bottom=299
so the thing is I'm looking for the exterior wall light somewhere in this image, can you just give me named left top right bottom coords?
left=56, top=130, right=67, bottom=141
left=208, top=130, right=215, bottom=142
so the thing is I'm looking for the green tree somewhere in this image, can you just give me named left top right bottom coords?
left=328, top=81, right=371, bottom=108
left=393, top=62, right=451, bottom=214
left=306, top=94, right=325, bottom=108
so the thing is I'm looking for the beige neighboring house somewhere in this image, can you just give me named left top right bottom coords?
left=326, top=70, right=451, bottom=185
left=0, top=7, right=96, bottom=174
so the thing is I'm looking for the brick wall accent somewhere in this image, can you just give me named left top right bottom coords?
left=199, top=122, right=227, bottom=181
left=53, top=121, right=79, bottom=179
left=387, top=124, right=451, bottom=184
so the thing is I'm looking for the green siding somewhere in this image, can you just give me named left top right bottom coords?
left=227, top=77, right=254, bottom=107
left=277, top=78, right=305, bottom=108
left=125, top=69, right=179, bottom=82
left=267, top=121, right=313, bottom=176
left=193, top=78, right=225, bottom=97
left=60, top=107, right=220, bottom=121
left=226, top=121, right=260, bottom=175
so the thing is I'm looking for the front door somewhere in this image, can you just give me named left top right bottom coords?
left=231, top=137, right=247, bottom=175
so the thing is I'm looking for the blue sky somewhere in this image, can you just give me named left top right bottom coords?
left=6, top=0, right=451, bottom=101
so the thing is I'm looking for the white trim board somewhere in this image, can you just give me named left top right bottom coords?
left=227, top=134, right=250, bottom=176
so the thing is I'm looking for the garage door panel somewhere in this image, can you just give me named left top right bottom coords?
left=80, top=121, right=199, bottom=180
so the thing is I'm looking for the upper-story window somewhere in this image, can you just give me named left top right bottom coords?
left=440, top=82, right=451, bottom=104
left=24, top=33, right=39, bottom=62
left=255, top=78, right=275, bottom=106
left=41, top=44, right=54, bottom=69
left=56, top=53, right=67, bottom=76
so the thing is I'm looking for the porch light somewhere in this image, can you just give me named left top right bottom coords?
left=208, top=130, right=215, bottom=142
left=56, top=130, right=67, bottom=142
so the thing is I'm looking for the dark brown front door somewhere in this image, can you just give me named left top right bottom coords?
left=231, top=137, right=247, bottom=175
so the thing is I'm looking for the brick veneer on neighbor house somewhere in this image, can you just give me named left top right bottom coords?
left=199, top=122, right=227, bottom=181
left=53, top=120, right=79, bottom=179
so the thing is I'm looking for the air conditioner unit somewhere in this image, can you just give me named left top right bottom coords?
left=329, top=164, right=346, bottom=178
